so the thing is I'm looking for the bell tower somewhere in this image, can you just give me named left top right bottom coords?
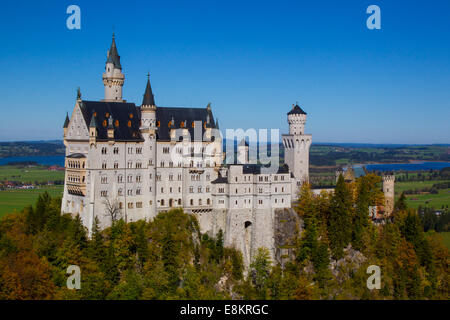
left=103, top=33, right=125, bottom=102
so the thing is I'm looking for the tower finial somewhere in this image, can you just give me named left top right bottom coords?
left=77, top=87, right=81, bottom=100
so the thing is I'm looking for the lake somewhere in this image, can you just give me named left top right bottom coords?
left=0, top=156, right=449, bottom=172
left=0, top=155, right=65, bottom=167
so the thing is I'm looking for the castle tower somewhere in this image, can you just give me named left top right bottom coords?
left=237, top=139, right=249, bottom=164
left=140, top=74, right=158, bottom=220
left=103, top=34, right=125, bottom=102
left=140, top=73, right=156, bottom=129
left=335, top=167, right=344, bottom=183
left=382, top=173, right=395, bottom=216
left=282, top=103, right=312, bottom=197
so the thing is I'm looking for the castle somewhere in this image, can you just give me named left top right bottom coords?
left=62, top=35, right=311, bottom=266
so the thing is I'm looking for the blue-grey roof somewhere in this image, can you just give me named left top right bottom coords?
left=80, top=100, right=143, bottom=142
left=155, top=106, right=216, bottom=141
left=287, top=104, right=307, bottom=115
left=142, top=75, right=155, bottom=106
left=106, top=34, right=122, bottom=69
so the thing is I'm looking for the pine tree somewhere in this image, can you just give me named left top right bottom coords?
left=328, top=174, right=353, bottom=259
left=87, top=216, right=105, bottom=264
left=395, top=192, right=408, bottom=212
left=352, top=177, right=370, bottom=250
left=249, top=247, right=271, bottom=299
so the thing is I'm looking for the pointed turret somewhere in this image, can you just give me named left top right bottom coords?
left=140, top=74, right=157, bottom=132
left=89, top=112, right=98, bottom=145
left=106, top=33, right=122, bottom=69
left=142, top=73, right=155, bottom=106
left=63, top=112, right=70, bottom=138
left=89, top=113, right=97, bottom=128
left=215, top=118, right=219, bottom=129
left=238, top=138, right=249, bottom=147
left=63, top=113, right=70, bottom=128
left=103, top=33, right=125, bottom=101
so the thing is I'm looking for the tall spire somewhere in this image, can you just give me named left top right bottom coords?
left=106, top=33, right=121, bottom=69
left=142, top=73, right=155, bottom=106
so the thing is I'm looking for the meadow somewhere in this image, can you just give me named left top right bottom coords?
left=0, top=164, right=65, bottom=217
left=394, top=180, right=450, bottom=210
left=0, top=185, right=64, bottom=217
left=0, top=165, right=64, bottom=184
left=440, top=231, right=450, bottom=250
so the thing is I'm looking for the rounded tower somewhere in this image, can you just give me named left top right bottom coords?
left=102, top=33, right=125, bottom=101
left=382, top=174, right=395, bottom=216
left=288, top=104, right=307, bottom=135
left=282, top=103, right=312, bottom=198
left=139, top=74, right=157, bottom=220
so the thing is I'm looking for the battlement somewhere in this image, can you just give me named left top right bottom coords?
left=382, top=174, right=395, bottom=182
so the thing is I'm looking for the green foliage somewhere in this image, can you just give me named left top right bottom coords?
left=352, top=177, right=371, bottom=251
left=328, top=175, right=353, bottom=259
left=0, top=182, right=448, bottom=300
left=249, top=248, right=272, bottom=299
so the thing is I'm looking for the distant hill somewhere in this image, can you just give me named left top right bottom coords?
left=1, top=139, right=449, bottom=165
left=0, top=141, right=65, bottom=158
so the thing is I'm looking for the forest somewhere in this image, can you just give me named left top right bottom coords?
left=0, top=174, right=448, bottom=300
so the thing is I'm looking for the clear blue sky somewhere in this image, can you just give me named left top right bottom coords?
left=0, top=0, right=449, bottom=143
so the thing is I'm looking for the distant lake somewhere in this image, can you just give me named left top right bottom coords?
left=359, top=162, right=450, bottom=172
left=0, top=155, right=65, bottom=167
left=1, top=156, right=449, bottom=172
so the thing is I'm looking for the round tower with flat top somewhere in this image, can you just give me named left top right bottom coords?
left=382, top=173, right=395, bottom=216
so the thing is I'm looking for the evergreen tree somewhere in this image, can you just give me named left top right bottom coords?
left=352, top=177, right=370, bottom=250
left=87, top=217, right=105, bottom=264
left=249, top=247, right=271, bottom=299
left=328, top=175, right=353, bottom=259
left=395, top=192, right=408, bottom=212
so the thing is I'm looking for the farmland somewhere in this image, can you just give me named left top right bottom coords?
left=0, top=185, right=63, bottom=218
left=0, top=164, right=65, bottom=217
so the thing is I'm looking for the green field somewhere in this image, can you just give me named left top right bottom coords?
left=395, top=180, right=450, bottom=209
left=440, top=232, right=450, bottom=250
left=0, top=165, right=64, bottom=183
left=0, top=185, right=64, bottom=218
